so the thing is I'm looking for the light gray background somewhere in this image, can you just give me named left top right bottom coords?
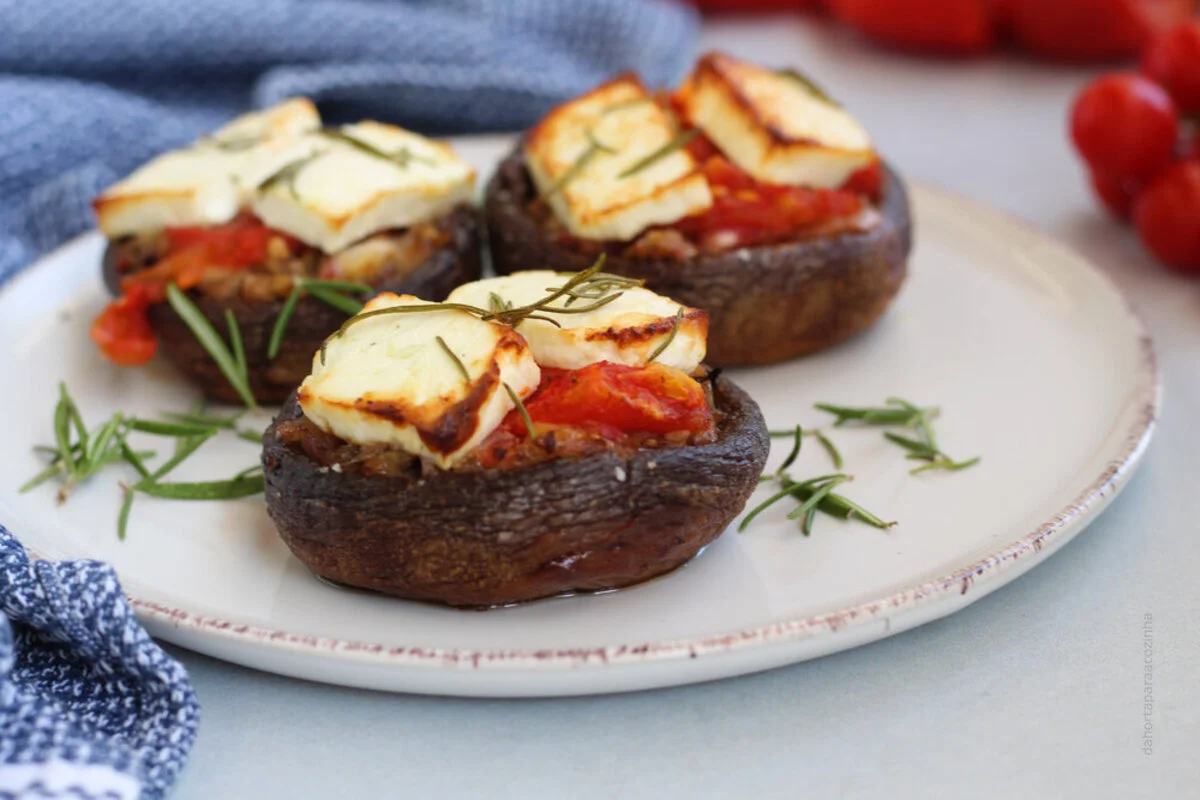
left=169, top=16, right=1199, bottom=799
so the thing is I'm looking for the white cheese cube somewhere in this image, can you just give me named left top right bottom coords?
left=298, top=292, right=540, bottom=469
left=447, top=271, right=707, bottom=373
left=210, top=97, right=320, bottom=147
left=680, top=52, right=874, bottom=188
left=251, top=121, right=476, bottom=254
left=524, top=75, right=712, bottom=242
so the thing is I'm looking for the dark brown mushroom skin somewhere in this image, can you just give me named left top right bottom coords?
left=261, top=376, right=769, bottom=608
left=485, top=149, right=913, bottom=366
left=101, top=206, right=482, bottom=405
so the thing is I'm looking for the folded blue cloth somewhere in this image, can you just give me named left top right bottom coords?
left=0, top=1, right=698, bottom=796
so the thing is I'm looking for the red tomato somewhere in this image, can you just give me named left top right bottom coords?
left=1005, top=0, right=1194, bottom=61
left=830, top=0, right=994, bottom=56
left=1089, top=170, right=1141, bottom=220
left=1141, top=21, right=1200, bottom=114
left=90, top=290, right=157, bottom=366
left=1134, top=159, right=1200, bottom=273
left=1070, top=73, right=1178, bottom=181
left=514, top=362, right=713, bottom=437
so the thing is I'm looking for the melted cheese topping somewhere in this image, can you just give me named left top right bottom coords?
left=524, top=75, right=712, bottom=242
left=251, top=121, right=476, bottom=254
left=447, top=271, right=707, bottom=372
left=298, top=293, right=540, bottom=468
left=680, top=52, right=875, bottom=188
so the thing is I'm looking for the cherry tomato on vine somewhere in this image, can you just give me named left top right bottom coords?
left=1070, top=73, right=1178, bottom=182
left=1089, top=171, right=1140, bottom=220
left=1141, top=21, right=1200, bottom=114
left=1133, top=160, right=1200, bottom=273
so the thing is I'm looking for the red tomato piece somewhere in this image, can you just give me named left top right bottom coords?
left=1134, top=159, right=1200, bottom=273
left=512, top=362, right=713, bottom=437
left=830, top=0, right=994, bottom=56
left=1141, top=21, right=1200, bottom=114
left=1070, top=73, right=1178, bottom=182
left=1005, top=0, right=1194, bottom=61
left=90, top=290, right=157, bottom=366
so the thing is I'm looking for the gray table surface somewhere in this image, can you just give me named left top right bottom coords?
left=169, top=17, right=1200, bottom=799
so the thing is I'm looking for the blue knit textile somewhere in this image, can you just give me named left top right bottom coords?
left=0, top=1, right=698, bottom=796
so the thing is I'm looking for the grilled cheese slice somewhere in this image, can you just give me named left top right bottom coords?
left=298, top=293, right=541, bottom=469
left=447, top=271, right=707, bottom=372
left=524, top=76, right=712, bottom=242
left=680, top=52, right=874, bottom=188
left=251, top=122, right=476, bottom=254
left=93, top=98, right=321, bottom=238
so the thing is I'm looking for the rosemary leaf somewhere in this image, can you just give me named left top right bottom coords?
left=118, top=436, right=151, bottom=479
left=645, top=308, right=685, bottom=363
left=777, top=424, right=803, bottom=476
left=19, top=462, right=63, bottom=494
left=145, top=430, right=216, bottom=482
left=269, top=283, right=304, bottom=360
left=137, top=475, right=265, bottom=500
left=128, top=419, right=217, bottom=437
left=505, top=383, right=536, bottom=441
left=813, top=429, right=843, bottom=470
left=777, top=68, right=840, bottom=107
left=117, top=486, right=134, bottom=541
left=436, top=335, right=470, bottom=381
left=617, top=129, right=699, bottom=179
left=225, top=310, right=247, bottom=383
left=166, top=284, right=256, bottom=409
left=160, top=411, right=243, bottom=430
left=236, top=428, right=264, bottom=444
left=787, top=476, right=848, bottom=521
left=307, top=285, right=365, bottom=316
left=884, top=431, right=939, bottom=458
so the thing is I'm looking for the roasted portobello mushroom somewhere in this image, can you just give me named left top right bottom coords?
left=91, top=98, right=482, bottom=404
left=485, top=52, right=912, bottom=367
left=262, top=268, right=769, bottom=607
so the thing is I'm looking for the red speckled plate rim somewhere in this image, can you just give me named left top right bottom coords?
left=24, top=182, right=1160, bottom=679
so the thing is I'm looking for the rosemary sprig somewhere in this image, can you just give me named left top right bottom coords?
left=646, top=308, right=685, bottom=363
left=544, top=129, right=615, bottom=197
left=436, top=336, right=470, bottom=381
left=777, top=424, right=803, bottom=476
left=767, top=427, right=843, bottom=470
left=136, top=474, right=265, bottom=500
left=166, top=284, right=257, bottom=409
left=268, top=278, right=373, bottom=360
left=128, top=419, right=217, bottom=437
left=321, top=127, right=436, bottom=169
left=876, top=397, right=979, bottom=475
left=226, top=310, right=247, bottom=381
left=319, top=258, right=640, bottom=363
left=505, top=383, right=536, bottom=441
left=777, top=68, right=840, bottom=107
left=159, top=411, right=244, bottom=430
left=617, top=129, right=699, bottom=179
left=814, top=401, right=935, bottom=428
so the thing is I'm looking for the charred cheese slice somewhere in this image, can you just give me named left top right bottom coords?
left=447, top=272, right=707, bottom=372
left=298, top=293, right=540, bottom=469
left=680, top=52, right=874, bottom=189
left=524, top=75, right=712, bottom=242
left=93, top=98, right=321, bottom=238
left=251, top=122, right=476, bottom=254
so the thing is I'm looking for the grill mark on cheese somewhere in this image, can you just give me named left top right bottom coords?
left=582, top=308, right=708, bottom=347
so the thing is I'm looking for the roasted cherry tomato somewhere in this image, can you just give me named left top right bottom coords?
left=1089, top=170, right=1140, bottom=220
left=90, top=287, right=157, bottom=366
left=1070, top=73, right=1178, bottom=182
left=513, top=362, right=713, bottom=437
left=1134, top=159, right=1200, bottom=273
left=1141, top=21, right=1200, bottom=114
left=829, top=0, right=994, bottom=56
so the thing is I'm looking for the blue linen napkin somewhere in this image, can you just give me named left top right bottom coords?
left=0, top=1, right=699, bottom=796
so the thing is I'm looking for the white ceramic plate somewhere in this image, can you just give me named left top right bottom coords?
left=0, top=137, right=1158, bottom=697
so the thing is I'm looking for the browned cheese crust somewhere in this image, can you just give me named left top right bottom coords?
left=485, top=149, right=913, bottom=366
left=261, top=376, right=769, bottom=608
left=101, top=206, right=482, bottom=405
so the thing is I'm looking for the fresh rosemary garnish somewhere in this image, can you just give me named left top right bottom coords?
left=741, top=470, right=894, bottom=536
left=545, top=128, right=615, bottom=197
left=617, top=129, right=699, bottom=179
left=504, top=383, right=536, bottom=441
left=166, top=284, right=257, bottom=409
left=320, top=127, right=436, bottom=169
left=22, top=384, right=266, bottom=538
left=777, top=424, right=803, bottom=477
left=255, top=152, right=322, bottom=200
left=815, top=397, right=978, bottom=475
left=767, top=427, right=843, bottom=470
left=319, top=257, right=641, bottom=364
left=268, top=278, right=372, bottom=360
left=645, top=308, right=685, bottom=363
left=436, top=335, right=470, bottom=382
left=777, top=68, right=840, bottom=107
left=814, top=400, right=936, bottom=428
